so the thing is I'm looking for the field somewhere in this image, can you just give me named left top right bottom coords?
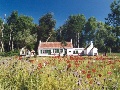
left=0, top=54, right=120, bottom=90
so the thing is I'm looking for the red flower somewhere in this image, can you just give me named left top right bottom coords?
left=19, top=56, right=22, bottom=60
left=67, top=63, right=71, bottom=69
left=37, top=63, right=42, bottom=69
left=87, top=74, right=91, bottom=79
left=82, top=70, right=86, bottom=74
left=107, top=71, right=112, bottom=75
left=86, top=65, right=89, bottom=68
left=67, top=60, right=70, bottom=63
left=92, top=69, right=96, bottom=73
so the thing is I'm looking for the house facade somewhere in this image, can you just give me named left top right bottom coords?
left=38, top=40, right=73, bottom=56
left=38, top=40, right=98, bottom=56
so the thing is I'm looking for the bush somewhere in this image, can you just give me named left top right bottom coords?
left=0, top=50, right=19, bottom=57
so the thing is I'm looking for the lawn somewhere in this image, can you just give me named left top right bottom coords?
left=0, top=53, right=120, bottom=90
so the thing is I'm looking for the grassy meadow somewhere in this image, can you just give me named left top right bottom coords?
left=0, top=53, right=120, bottom=90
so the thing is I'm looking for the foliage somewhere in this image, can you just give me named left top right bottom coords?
left=57, top=14, right=86, bottom=47
left=0, top=50, right=19, bottom=57
left=84, top=17, right=98, bottom=43
left=37, top=13, right=56, bottom=42
left=105, top=0, right=120, bottom=52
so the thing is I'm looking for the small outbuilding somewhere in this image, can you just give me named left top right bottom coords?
left=20, top=47, right=35, bottom=57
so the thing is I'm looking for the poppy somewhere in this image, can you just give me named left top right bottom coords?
left=82, top=70, right=86, bottom=74
left=92, top=69, right=96, bottom=73
left=87, top=74, right=91, bottom=79
left=37, top=63, right=42, bottom=69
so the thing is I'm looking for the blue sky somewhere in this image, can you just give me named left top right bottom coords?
left=0, top=0, right=113, bottom=28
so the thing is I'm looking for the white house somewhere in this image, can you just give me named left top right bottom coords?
left=38, top=40, right=98, bottom=56
left=38, top=40, right=73, bottom=56
left=20, top=41, right=98, bottom=57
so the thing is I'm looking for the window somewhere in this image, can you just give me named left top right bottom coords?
left=73, top=50, right=78, bottom=54
left=76, top=51, right=78, bottom=54
left=22, top=51, right=24, bottom=54
left=54, top=49, right=59, bottom=53
left=73, top=51, right=75, bottom=54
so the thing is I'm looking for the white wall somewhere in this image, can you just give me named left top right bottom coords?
left=67, top=48, right=73, bottom=55
left=92, top=48, right=98, bottom=56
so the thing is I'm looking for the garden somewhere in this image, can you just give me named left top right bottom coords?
left=0, top=54, right=120, bottom=90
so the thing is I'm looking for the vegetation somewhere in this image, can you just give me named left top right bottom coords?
left=0, top=55, right=120, bottom=89
left=0, top=0, right=120, bottom=54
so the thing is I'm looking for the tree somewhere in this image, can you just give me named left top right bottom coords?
left=94, top=22, right=107, bottom=52
left=105, top=0, right=120, bottom=52
left=0, top=18, right=4, bottom=52
left=7, top=11, right=18, bottom=51
left=57, top=14, right=86, bottom=47
left=37, top=13, right=56, bottom=42
left=6, top=11, right=36, bottom=51
left=15, top=15, right=36, bottom=50
left=84, top=17, right=98, bottom=44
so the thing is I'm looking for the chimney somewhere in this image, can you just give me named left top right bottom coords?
left=71, top=39, right=72, bottom=44
left=90, top=41, right=93, bottom=47
left=39, top=40, right=41, bottom=44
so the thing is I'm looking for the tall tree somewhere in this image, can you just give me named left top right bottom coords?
left=105, top=0, right=120, bottom=52
left=38, top=13, right=56, bottom=42
left=84, top=17, right=97, bottom=44
left=7, top=11, right=18, bottom=51
left=6, top=11, right=36, bottom=51
left=0, top=18, right=4, bottom=52
left=58, top=14, right=86, bottom=47
left=15, top=15, right=36, bottom=50
left=94, top=22, right=107, bottom=52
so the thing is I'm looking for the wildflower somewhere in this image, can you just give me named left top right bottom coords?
left=19, top=56, right=22, bottom=60
left=37, top=63, right=42, bottom=70
left=89, top=80, right=93, bottom=84
left=87, top=74, right=91, bottom=79
left=66, top=60, right=70, bottom=63
left=107, top=71, right=112, bottom=75
left=97, top=81, right=101, bottom=86
left=92, top=69, right=96, bottom=73
left=82, top=70, right=86, bottom=74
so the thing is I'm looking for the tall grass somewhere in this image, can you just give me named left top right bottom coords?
left=0, top=54, right=120, bottom=90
